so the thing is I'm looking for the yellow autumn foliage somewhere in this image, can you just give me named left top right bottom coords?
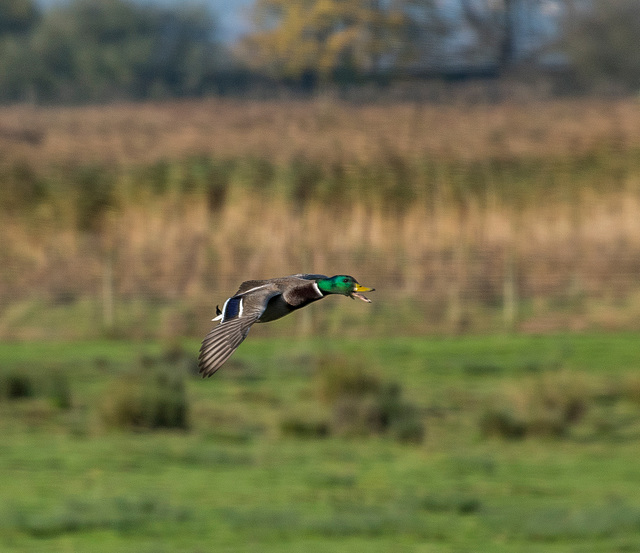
left=240, top=0, right=410, bottom=79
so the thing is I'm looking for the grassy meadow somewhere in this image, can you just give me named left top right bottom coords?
left=2, top=333, right=640, bottom=552
left=2, top=95, right=640, bottom=551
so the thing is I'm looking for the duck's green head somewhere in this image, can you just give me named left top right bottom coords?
left=316, top=275, right=375, bottom=302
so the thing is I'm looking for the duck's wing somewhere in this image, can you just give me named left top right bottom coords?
left=234, top=279, right=273, bottom=295
left=198, top=318, right=253, bottom=377
left=198, top=286, right=280, bottom=377
left=293, top=273, right=328, bottom=281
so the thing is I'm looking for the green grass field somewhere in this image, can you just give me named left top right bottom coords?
left=2, top=333, right=640, bottom=552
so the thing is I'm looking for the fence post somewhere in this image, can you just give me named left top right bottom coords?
left=102, top=252, right=114, bottom=331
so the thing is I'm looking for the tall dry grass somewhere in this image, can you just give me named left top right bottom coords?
left=2, top=97, right=640, bottom=167
left=1, top=97, right=640, bottom=338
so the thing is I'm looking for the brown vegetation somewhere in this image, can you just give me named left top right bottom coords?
left=1, top=97, right=640, bottom=339
left=2, top=96, right=640, bottom=167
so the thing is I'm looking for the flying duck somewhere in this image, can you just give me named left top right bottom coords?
left=198, top=274, right=374, bottom=377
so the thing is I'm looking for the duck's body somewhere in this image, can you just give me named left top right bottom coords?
left=198, top=274, right=374, bottom=377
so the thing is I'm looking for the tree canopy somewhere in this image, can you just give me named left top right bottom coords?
left=0, top=0, right=223, bottom=102
left=0, top=0, right=639, bottom=102
left=238, top=0, right=416, bottom=82
left=564, top=0, right=640, bottom=91
left=0, top=0, right=40, bottom=34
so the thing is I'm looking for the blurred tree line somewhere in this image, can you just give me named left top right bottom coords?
left=0, top=0, right=639, bottom=103
left=0, top=0, right=226, bottom=102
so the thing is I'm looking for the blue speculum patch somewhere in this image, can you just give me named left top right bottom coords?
left=224, top=296, right=242, bottom=320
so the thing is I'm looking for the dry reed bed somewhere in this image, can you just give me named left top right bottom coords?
left=2, top=97, right=640, bottom=337
left=1, top=97, right=640, bottom=167
left=3, top=181, right=640, bottom=337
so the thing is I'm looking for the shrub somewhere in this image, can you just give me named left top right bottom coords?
left=0, top=369, right=35, bottom=400
left=389, top=406, right=427, bottom=444
left=101, top=369, right=189, bottom=431
left=280, top=415, right=330, bottom=439
left=315, top=355, right=425, bottom=443
left=479, top=408, right=526, bottom=439
left=316, top=355, right=382, bottom=404
left=480, top=370, right=589, bottom=439
left=331, top=394, right=386, bottom=437
left=0, top=366, right=72, bottom=408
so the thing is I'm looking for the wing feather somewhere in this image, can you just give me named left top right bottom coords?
left=234, top=279, right=272, bottom=295
left=198, top=318, right=253, bottom=377
left=198, top=287, right=283, bottom=376
left=293, top=273, right=328, bottom=281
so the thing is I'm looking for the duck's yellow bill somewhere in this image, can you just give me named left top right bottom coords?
left=352, top=283, right=375, bottom=302
left=354, top=283, right=374, bottom=293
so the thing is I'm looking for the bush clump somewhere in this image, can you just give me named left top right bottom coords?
left=315, top=355, right=425, bottom=443
left=280, top=415, right=330, bottom=439
left=101, top=369, right=189, bottom=431
left=0, top=369, right=35, bottom=400
left=480, top=370, right=588, bottom=439
left=0, top=366, right=72, bottom=408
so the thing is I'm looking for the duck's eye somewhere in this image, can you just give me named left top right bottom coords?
left=343, top=278, right=349, bottom=283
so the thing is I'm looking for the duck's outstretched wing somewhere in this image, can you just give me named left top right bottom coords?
left=197, top=287, right=280, bottom=377
left=198, top=318, right=254, bottom=377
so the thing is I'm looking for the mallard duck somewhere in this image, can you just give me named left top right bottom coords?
left=198, top=274, right=374, bottom=377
